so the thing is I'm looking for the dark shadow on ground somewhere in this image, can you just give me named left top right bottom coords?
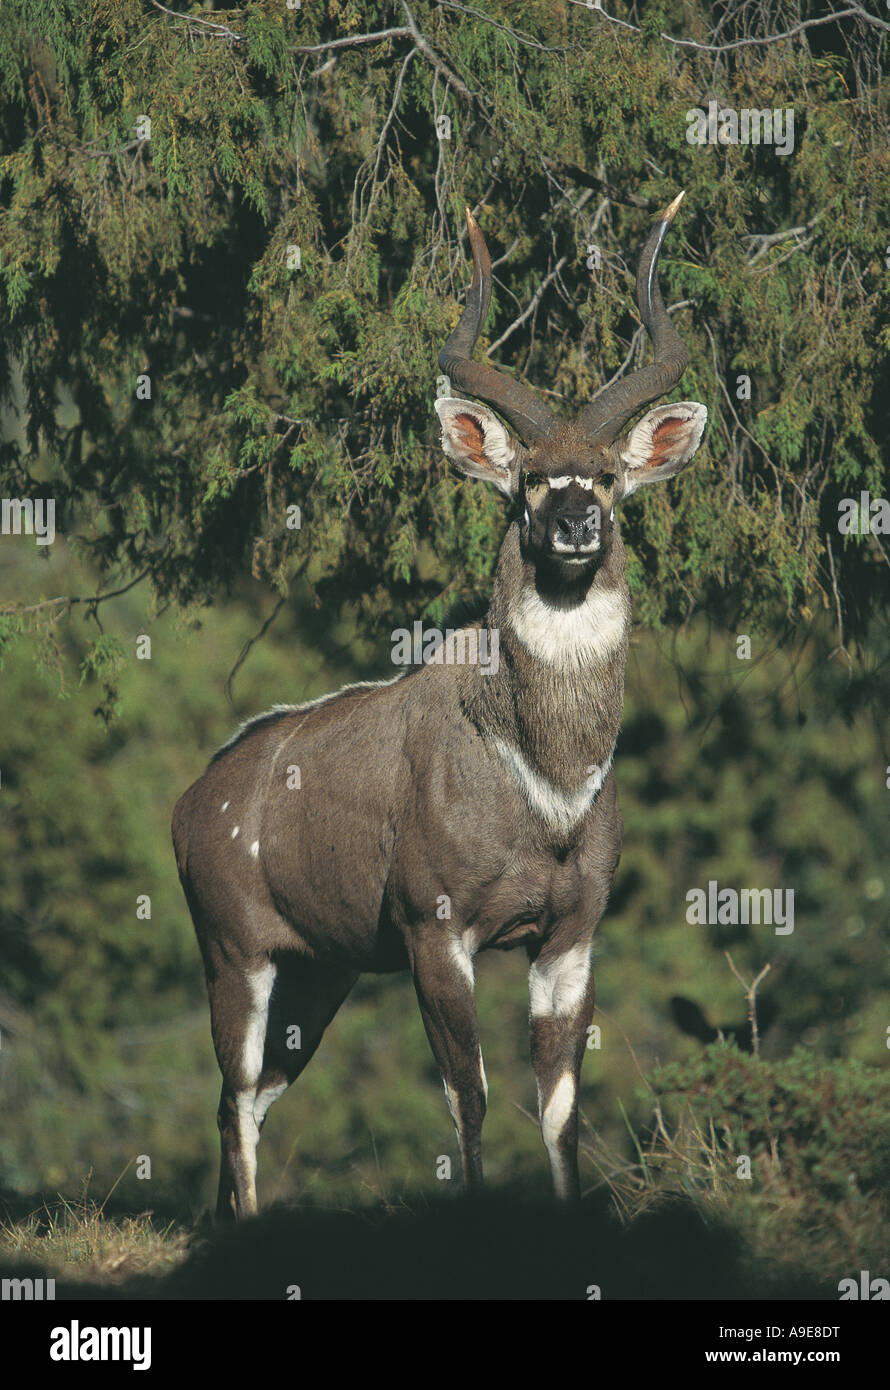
left=1, top=1188, right=833, bottom=1300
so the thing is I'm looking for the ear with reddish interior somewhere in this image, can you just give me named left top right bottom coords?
left=618, top=401, right=707, bottom=495
left=435, top=396, right=520, bottom=496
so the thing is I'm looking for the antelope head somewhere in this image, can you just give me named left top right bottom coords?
left=436, top=194, right=707, bottom=575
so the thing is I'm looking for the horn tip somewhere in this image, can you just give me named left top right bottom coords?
left=465, top=206, right=478, bottom=232
left=661, top=190, right=686, bottom=224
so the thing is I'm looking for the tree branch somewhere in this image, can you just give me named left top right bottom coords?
left=572, top=1, right=890, bottom=49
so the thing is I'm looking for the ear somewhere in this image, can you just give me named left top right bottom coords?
left=435, top=398, right=521, bottom=498
left=618, top=402, right=707, bottom=497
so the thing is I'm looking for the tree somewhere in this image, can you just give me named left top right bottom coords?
left=1, top=1, right=888, bottom=707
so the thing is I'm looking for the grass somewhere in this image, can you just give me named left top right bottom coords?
left=0, top=1178, right=191, bottom=1287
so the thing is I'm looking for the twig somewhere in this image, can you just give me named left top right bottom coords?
left=485, top=256, right=568, bottom=355
left=1, top=568, right=151, bottom=619
left=723, top=953, right=771, bottom=1059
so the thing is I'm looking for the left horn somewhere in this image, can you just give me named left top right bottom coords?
left=439, top=208, right=558, bottom=444
left=575, top=191, right=689, bottom=443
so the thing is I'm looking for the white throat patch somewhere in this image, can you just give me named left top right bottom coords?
left=509, top=584, right=629, bottom=670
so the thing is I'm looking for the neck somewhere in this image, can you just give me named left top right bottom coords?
left=461, top=523, right=631, bottom=796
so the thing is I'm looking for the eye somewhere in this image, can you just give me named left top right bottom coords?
left=598, top=473, right=616, bottom=489
left=523, top=472, right=545, bottom=489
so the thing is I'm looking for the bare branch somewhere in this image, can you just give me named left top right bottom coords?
left=1, top=568, right=152, bottom=619
left=485, top=256, right=568, bottom=355
left=291, top=26, right=412, bottom=55
left=149, top=0, right=245, bottom=44
left=571, top=2, right=890, bottom=50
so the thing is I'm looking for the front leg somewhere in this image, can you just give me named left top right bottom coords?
left=409, top=927, right=487, bottom=1192
left=528, top=938, right=596, bottom=1200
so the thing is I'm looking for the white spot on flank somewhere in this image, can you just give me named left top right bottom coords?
left=529, top=945, right=591, bottom=1018
left=250, top=840, right=260, bottom=858
left=231, top=825, right=240, bottom=839
left=221, top=801, right=230, bottom=812
left=509, top=582, right=629, bottom=670
left=495, top=741, right=614, bottom=833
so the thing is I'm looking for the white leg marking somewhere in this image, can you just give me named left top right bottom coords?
left=242, top=962, right=276, bottom=1082
left=448, top=933, right=475, bottom=987
left=529, top=945, right=591, bottom=1018
left=542, top=1073, right=576, bottom=1199
left=234, top=1090, right=263, bottom=1194
left=234, top=963, right=277, bottom=1192
left=253, top=1080, right=288, bottom=1128
left=443, top=1078, right=462, bottom=1142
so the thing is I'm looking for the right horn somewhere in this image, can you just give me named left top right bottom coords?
left=575, top=191, right=690, bottom=444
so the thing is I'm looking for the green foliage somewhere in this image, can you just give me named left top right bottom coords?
left=1, top=0, right=888, bottom=687
left=642, top=1045, right=890, bottom=1271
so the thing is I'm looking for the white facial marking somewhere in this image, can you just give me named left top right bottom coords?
left=509, top=583, right=629, bottom=670
left=250, top=840, right=260, bottom=858
left=529, top=945, right=591, bottom=1018
left=542, top=1073, right=576, bottom=1198
left=495, top=741, right=614, bottom=833
left=221, top=801, right=230, bottom=812
left=231, top=825, right=240, bottom=839
left=546, top=475, right=594, bottom=490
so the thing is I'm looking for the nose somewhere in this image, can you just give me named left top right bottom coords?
left=552, top=511, right=598, bottom=551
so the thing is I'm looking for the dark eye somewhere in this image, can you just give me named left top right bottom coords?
left=599, top=473, right=615, bottom=489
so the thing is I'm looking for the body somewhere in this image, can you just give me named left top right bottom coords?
left=173, top=197, right=707, bottom=1217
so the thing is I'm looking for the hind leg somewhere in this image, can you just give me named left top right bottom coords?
left=210, top=951, right=356, bottom=1220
